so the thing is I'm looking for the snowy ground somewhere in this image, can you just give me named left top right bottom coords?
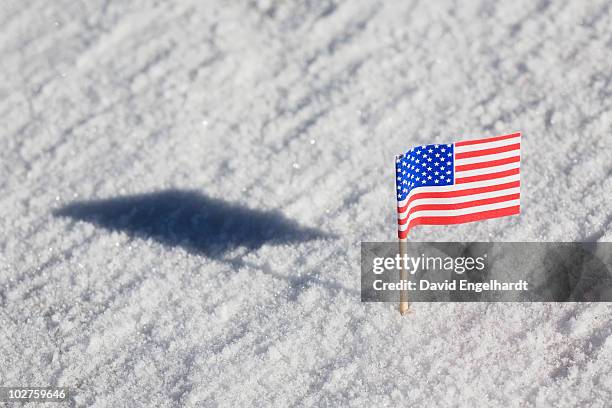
left=2, top=1, right=612, bottom=406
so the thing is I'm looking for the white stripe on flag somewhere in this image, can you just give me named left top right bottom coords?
left=398, top=199, right=521, bottom=231
left=396, top=174, right=520, bottom=207
left=397, top=187, right=521, bottom=219
left=454, top=162, right=521, bottom=177
left=454, top=150, right=520, bottom=165
left=454, top=136, right=521, bottom=153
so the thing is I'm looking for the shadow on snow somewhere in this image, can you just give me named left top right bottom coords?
left=53, top=189, right=330, bottom=258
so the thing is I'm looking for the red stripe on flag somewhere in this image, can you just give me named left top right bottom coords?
left=397, top=193, right=519, bottom=225
left=455, top=168, right=520, bottom=184
left=407, top=193, right=520, bottom=214
left=397, top=181, right=520, bottom=212
left=455, top=155, right=520, bottom=172
left=397, top=206, right=520, bottom=239
left=455, top=143, right=520, bottom=159
left=455, top=132, right=521, bottom=147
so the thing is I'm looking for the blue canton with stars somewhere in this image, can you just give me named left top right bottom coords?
left=396, top=143, right=455, bottom=201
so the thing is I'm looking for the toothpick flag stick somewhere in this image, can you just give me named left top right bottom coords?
left=399, top=239, right=410, bottom=315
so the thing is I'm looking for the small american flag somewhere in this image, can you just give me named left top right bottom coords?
left=396, top=132, right=521, bottom=239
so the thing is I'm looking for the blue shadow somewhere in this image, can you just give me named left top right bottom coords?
left=53, top=190, right=330, bottom=258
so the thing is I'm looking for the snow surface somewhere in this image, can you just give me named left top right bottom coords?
left=2, top=0, right=612, bottom=406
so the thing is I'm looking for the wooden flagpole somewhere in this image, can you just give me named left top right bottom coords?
left=396, top=153, right=409, bottom=315
left=399, top=239, right=410, bottom=315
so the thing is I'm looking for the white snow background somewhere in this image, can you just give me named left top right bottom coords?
left=2, top=1, right=612, bottom=406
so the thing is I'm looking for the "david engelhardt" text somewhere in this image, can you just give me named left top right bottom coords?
left=373, top=279, right=528, bottom=292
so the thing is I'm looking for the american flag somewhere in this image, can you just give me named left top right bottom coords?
left=396, top=132, right=521, bottom=240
